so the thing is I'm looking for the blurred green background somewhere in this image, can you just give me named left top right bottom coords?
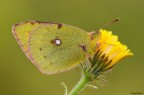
left=0, top=0, right=143, bottom=95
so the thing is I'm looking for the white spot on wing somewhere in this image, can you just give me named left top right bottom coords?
left=55, top=39, right=61, bottom=45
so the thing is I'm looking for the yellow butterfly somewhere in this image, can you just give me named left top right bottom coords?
left=12, top=21, right=97, bottom=74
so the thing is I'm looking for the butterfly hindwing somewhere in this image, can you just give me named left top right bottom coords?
left=12, top=21, right=92, bottom=74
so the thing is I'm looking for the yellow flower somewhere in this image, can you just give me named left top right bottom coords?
left=96, top=29, right=133, bottom=69
left=67, top=28, right=133, bottom=95
left=86, top=29, right=133, bottom=79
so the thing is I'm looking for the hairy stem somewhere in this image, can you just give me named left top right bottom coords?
left=68, top=71, right=90, bottom=95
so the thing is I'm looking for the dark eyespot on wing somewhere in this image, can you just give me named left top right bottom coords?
left=13, top=21, right=63, bottom=31
left=57, top=24, right=62, bottom=29
left=79, top=44, right=87, bottom=52
left=39, top=48, right=42, bottom=51
left=51, top=38, right=62, bottom=46
left=34, top=21, right=62, bottom=25
left=30, top=21, right=36, bottom=25
left=34, top=21, right=63, bottom=29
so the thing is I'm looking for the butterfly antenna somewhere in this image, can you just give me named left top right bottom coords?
left=101, top=18, right=120, bottom=29
left=95, top=18, right=120, bottom=35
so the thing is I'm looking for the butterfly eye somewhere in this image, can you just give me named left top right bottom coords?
left=51, top=38, right=62, bottom=46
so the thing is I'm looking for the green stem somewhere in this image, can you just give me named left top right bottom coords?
left=68, top=71, right=90, bottom=95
